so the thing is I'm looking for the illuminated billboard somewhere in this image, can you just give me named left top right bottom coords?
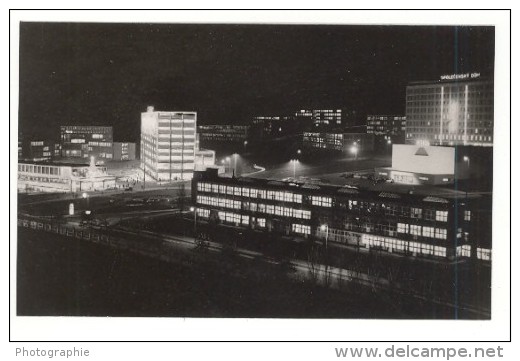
left=391, top=144, right=455, bottom=175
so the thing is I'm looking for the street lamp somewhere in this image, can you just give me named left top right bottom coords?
left=190, top=206, right=197, bottom=238
left=463, top=156, right=470, bottom=177
left=244, top=140, right=248, bottom=151
left=387, top=139, right=392, bottom=145
left=350, top=145, right=359, bottom=160
left=297, top=149, right=302, bottom=155
left=82, top=192, right=88, bottom=199
left=320, top=224, right=329, bottom=249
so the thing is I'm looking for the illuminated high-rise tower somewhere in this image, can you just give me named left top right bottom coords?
left=140, top=106, right=197, bottom=181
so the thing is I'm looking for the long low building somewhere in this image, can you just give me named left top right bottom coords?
left=18, top=161, right=116, bottom=193
left=192, top=168, right=491, bottom=261
left=303, top=132, right=375, bottom=153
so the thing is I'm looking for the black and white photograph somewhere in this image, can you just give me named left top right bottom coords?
left=10, top=10, right=511, bottom=344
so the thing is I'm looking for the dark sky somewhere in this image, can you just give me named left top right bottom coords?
left=18, top=22, right=494, bottom=142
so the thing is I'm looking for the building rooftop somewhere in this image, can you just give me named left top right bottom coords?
left=195, top=169, right=489, bottom=206
left=19, top=160, right=94, bottom=168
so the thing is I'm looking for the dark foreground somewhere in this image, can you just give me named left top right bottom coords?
left=17, top=228, right=486, bottom=318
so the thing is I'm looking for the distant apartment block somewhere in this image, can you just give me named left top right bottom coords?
left=24, top=140, right=55, bottom=161
left=303, top=132, right=374, bottom=153
left=113, top=142, right=136, bottom=161
left=367, top=115, right=406, bottom=143
left=60, top=125, right=113, bottom=160
left=405, top=74, right=494, bottom=147
left=140, top=106, right=197, bottom=181
left=197, top=125, right=250, bottom=143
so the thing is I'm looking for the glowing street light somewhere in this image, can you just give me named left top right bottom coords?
left=463, top=156, right=470, bottom=176
left=297, top=149, right=302, bottom=155
left=320, top=224, right=329, bottom=249
left=387, top=139, right=392, bottom=145
left=82, top=192, right=88, bottom=199
left=350, top=145, right=359, bottom=160
left=189, top=206, right=197, bottom=238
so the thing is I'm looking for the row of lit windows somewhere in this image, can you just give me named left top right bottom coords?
left=397, top=223, right=447, bottom=239
left=311, top=196, right=332, bottom=207
left=197, top=185, right=451, bottom=221
left=217, top=211, right=249, bottom=226
left=196, top=195, right=311, bottom=219
left=477, top=247, right=491, bottom=261
left=361, top=234, right=447, bottom=257
left=197, top=182, right=303, bottom=203
left=456, top=245, right=472, bottom=257
left=88, top=141, right=112, bottom=147
left=292, top=224, right=311, bottom=235
left=18, top=164, right=61, bottom=175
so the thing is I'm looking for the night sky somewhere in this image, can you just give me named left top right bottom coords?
left=18, top=23, right=494, bottom=142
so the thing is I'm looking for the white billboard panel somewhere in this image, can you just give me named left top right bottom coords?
left=391, top=144, right=455, bottom=175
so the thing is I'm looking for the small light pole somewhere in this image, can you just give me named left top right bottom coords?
left=297, top=149, right=302, bottom=156
left=350, top=145, right=359, bottom=160
left=320, top=224, right=329, bottom=250
left=463, top=156, right=470, bottom=170
left=190, top=206, right=197, bottom=238
left=82, top=192, right=90, bottom=214
left=244, top=140, right=248, bottom=152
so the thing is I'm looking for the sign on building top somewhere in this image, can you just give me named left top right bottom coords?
left=440, top=72, right=480, bottom=81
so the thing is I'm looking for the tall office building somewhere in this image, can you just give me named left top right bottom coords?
left=140, top=106, right=197, bottom=181
left=60, top=126, right=113, bottom=160
left=405, top=73, right=494, bottom=147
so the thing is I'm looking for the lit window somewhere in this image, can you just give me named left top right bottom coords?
left=436, top=210, right=448, bottom=222
left=397, top=223, right=409, bottom=234
left=464, top=210, right=471, bottom=221
left=422, top=226, right=435, bottom=238
left=411, top=207, right=422, bottom=219
left=410, top=225, right=422, bottom=236
left=435, top=228, right=447, bottom=239
left=311, top=196, right=332, bottom=207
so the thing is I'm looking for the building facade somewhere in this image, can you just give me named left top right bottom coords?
left=303, top=132, right=375, bottom=153
left=367, top=115, right=406, bottom=143
left=140, top=106, right=197, bottom=181
left=18, top=161, right=116, bottom=193
left=60, top=126, right=114, bottom=160
left=22, top=140, right=56, bottom=162
left=197, top=125, right=250, bottom=143
left=113, top=142, right=136, bottom=161
left=192, top=169, right=491, bottom=261
left=405, top=74, right=494, bottom=147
